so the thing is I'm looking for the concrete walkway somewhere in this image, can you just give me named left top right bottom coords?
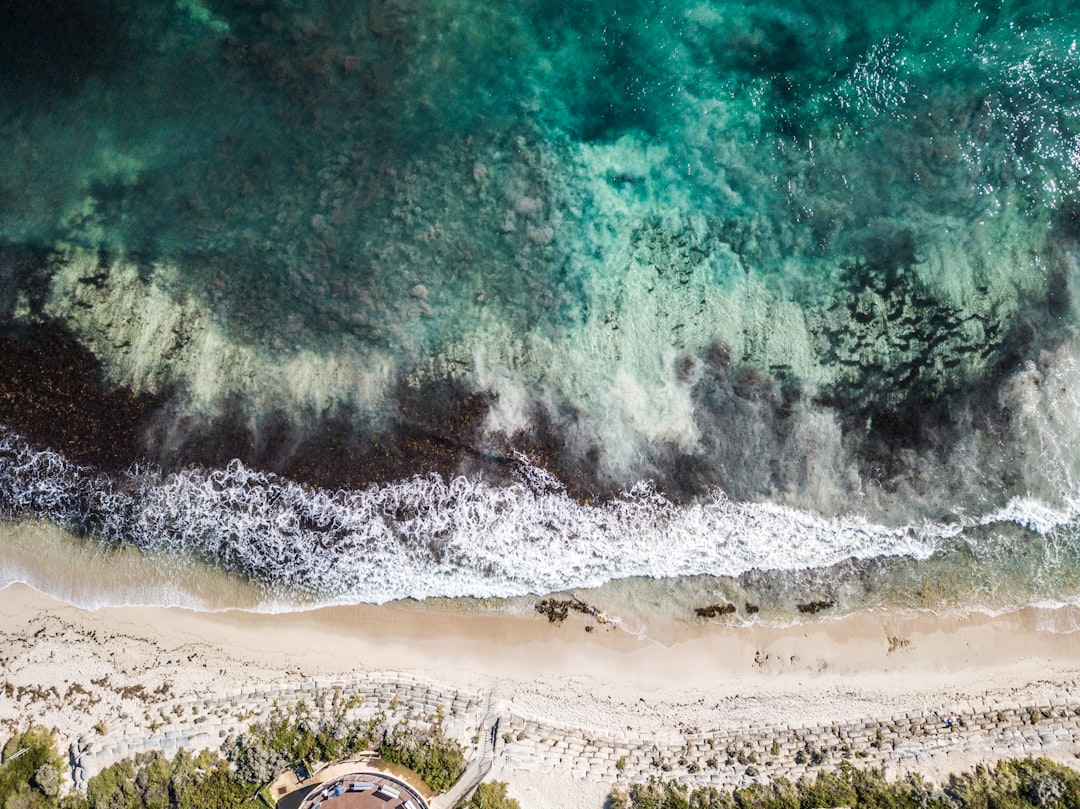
left=431, top=691, right=497, bottom=809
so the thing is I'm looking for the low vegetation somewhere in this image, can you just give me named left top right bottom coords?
left=76, top=749, right=257, bottom=809
left=15, top=721, right=1076, bottom=809
left=223, top=712, right=380, bottom=784
left=379, top=724, right=467, bottom=793
left=0, top=728, right=69, bottom=809
left=2, top=705, right=467, bottom=808
left=607, top=759, right=1080, bottom=809
left=457, top=781, right=521, bottom=809
left=1, top=735, right=259, bottom=809
left=222, top=696, right=464, bottom=793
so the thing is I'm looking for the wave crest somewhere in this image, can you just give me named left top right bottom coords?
left=0, top=427, right=1028, bottom=603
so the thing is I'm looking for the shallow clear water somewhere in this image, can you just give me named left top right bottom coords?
left=2, top=0, right=1080, bottom=618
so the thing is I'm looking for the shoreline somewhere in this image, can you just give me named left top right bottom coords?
left=6, top=584, right=1080, bottom=807
left=6, top=516, right=1080, bottom=633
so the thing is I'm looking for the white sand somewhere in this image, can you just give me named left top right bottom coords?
left=5, top=583, right=1080, bottom=806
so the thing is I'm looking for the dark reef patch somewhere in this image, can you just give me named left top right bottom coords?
left=818, top=271, right=1005, bottom=414
left=507, top=404, right=612, bottom=502
left=0, top=243, right=55, bottom=319
left=0, top=321, right=162, bottom=472
left=0, top=0, right=134, bottom=98
left=145, top=378, right=513, bottom=493
left=661, top=344, right=803, bottom=503
left=1046, top=201, right=1080, bottom=319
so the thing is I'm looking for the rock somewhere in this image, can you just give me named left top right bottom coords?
left=796, top=600, right=835, bottom=614
left=694, top=603, right=736, bottom=618
left=514, top=196, right=542, bottom=217
left=33, top=763, right=61, bottom=797
left=527, top=225, right=554, bottom=245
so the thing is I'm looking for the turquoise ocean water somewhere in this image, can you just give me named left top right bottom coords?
left=2, top=0, right=1080, bottom=620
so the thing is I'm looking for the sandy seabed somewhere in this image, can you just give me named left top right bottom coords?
left=4, top=582, right=1080, bottom=808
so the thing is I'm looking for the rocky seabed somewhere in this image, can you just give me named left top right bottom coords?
left=70, top=676, right=1080, bottom=793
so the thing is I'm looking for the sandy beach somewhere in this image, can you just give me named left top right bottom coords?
left=5, top=582, right=1080, bottom=806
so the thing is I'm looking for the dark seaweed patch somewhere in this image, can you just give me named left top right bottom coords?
left=0, top=320, right=161, bottom=472
left=1045, top=201, right=1080, bottom=319
left=694, top=602, right=736, bottom=618
left=656, top=346, right=802, bottom=503
left=506, top=404, right=611, bottom=503
left=147, top=377, right=505, bottom=493
left=796, top=599, right=834, bottom=614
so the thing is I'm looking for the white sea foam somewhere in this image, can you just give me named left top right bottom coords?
left=0, top=428, right=991, bottom=605
left=981, top=496, right=1080, bottom=535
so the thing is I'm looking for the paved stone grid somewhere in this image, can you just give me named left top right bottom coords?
left=71, top=673, right=482, bottom=790
left=495, top=694, right=1080, bottom=789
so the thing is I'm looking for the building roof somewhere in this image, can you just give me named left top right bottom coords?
left=296, top=772, right=429, bottom=809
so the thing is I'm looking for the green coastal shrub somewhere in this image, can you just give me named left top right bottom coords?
left=608, top=760, right=1080, bottom=809
left=221, top=708, right=380, bottom=781
left=735, top=778, right=799, bottom=809
left=219, top=733, right=287, bottom=786
left=0, top=728, right=69, bottom=809
left=80, top=749, right=255, bottom=809
left=222, top=708, right=464, bottom=792
left=11, top=724, right=1079, bottom=809
left=606, top=779, right=731, bottom=809
left=457, top=781, right=521, bottom=809
left=378, top=725, right=466, bottom=793
left=0, top=735, right=256, bottom=809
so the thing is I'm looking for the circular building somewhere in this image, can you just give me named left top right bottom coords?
left=297, top=772, right=429, bottom=809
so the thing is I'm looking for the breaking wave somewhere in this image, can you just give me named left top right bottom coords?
left=5, top=426, right=1068, bottom=605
